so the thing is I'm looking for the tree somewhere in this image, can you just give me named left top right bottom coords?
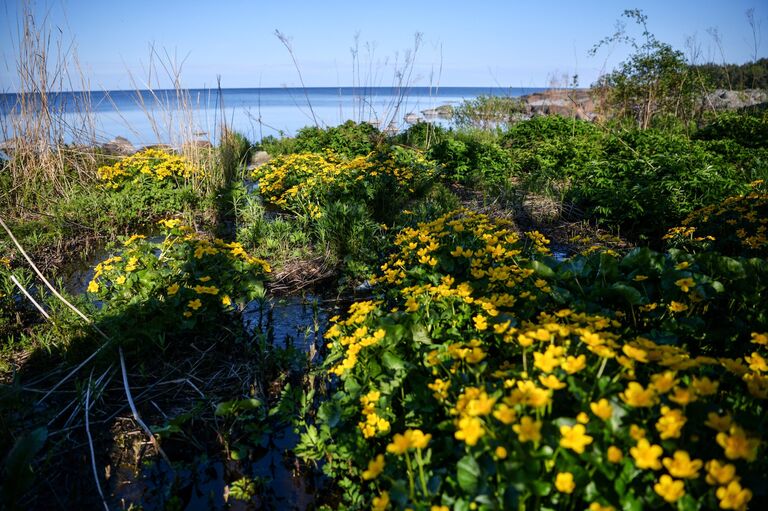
left=591, top=9, right=700, bottom=128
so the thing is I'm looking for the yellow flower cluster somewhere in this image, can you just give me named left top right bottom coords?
left=97, top=148, right=199, bottom=189
left=358, top=390, right=390, bottom=438
left=666, top=184, right=768, bottom=256
left=252, top=150, right=433, bottom=219
left=325, top=301, right=386, bottom=376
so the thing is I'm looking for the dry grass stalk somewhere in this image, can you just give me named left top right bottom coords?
left=1, top=1, right=98, bottom=209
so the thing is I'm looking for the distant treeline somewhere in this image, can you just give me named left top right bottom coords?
left=691, top=58, right=768, bottom=90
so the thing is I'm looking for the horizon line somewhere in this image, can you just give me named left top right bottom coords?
left=0, top=85, right=559, bottom=95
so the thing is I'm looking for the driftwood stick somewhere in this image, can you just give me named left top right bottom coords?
left=10, top=274, right=51, bottom=319
left=119, top=346, right=171, bottom=465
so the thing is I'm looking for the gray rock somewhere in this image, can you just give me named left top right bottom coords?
left=102, top=136, right=135, bottom=155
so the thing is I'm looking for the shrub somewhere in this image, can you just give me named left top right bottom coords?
left=259, top=121, right=380, bottom=158
left=87, top=220, right=270, bottom=346
left=297, top=210, right=766, bottom=511
left=566, top=130, right=745, bottom=240
left=429, top=134, right=513, bottom=186
left=665, top=181, right=768, bottom=257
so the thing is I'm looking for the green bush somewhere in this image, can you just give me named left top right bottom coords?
left=567, top=130, right=744, bottom=240
left=429, top=133, right=513, bottom=186
left=258, top=121, right=381, bottom=157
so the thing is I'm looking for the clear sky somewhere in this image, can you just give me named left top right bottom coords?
left=1, top=0, right=765, bottom=91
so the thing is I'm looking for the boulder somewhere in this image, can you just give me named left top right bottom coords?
left=101, top=136, right=135, bottom=155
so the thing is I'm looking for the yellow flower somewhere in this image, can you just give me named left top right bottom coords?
left=188, top=299, right=202, bottom=310
left=409, top=429, right=431, bottom=449
left=183, top=311, right=192, bottom=318
left=193, top=285, right=219, bottom=295
left=372, top=491, right=390, bottom=511
left=668, top=301, right=688, bottom=313
left=513, top=416, right=542, bottom=443
left=589, top=503, right=615, bottom=511
left=492, top=404, right=516, bottom=425
left=590, top=399, right=613, bottom=421
left=539, top=374, right=566, bottom=390
left=167, top=283, right=180, bottom=296
left=629, top=424, right=646, bottom=441
left=674, top=277, right=695, bottom=293
left=115, top=275, right=126, bottom=285
left=455, top=417, right=485, bottom=446
left=656, top=406, right=687, bottom=440
left=620, top=382, right=657, bottom=407
left=555, top=472, right=575, bottom=494
left=473, top=314, right=488, bottom=331
left=705, top=459, right=737, bottom=486
left=576, top=412, right=590, bottom=424
left=745, top=352, right=767, bottom=372
left=716, top=426, right=760, bottom=461
left=751, top=332, right=768, bottom=345
left=561, top=355, right=587, bottom=374
left=668, top=386, right=696, bottom=406
left=87, top=280, right=99, bottom=293
left=633, top=274, right=649, bottom=281
left=559, top=424, right=593, bottom=454
left=705, top=412, right=732, bottom=432
left=607, top=446, right=623, bottom=463
left=630, top=439, right=663, bottom=470
left=495, top=446, right=508, bottom=459
left=662, top=450, right=703, bottom=479
left=654, top=474, right=685, bottom=503
left=221, top=295, right=232, bottom=306
left=716, top=480, right=752, bottom=511
left=691, top=376, right=719, bottom=396
left=362, top=454, right=385, bottom=480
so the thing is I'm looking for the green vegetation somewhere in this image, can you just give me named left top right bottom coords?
left=2, top=9, right=768, bottom=511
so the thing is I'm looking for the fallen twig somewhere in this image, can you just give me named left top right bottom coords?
left=119, top=346, right=171, bottom=465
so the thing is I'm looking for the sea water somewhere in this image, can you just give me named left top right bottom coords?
left=0, top=87, right=544, bottom=146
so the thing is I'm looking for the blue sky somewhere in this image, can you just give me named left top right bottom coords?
left=1, top=0, right=765, bottom=91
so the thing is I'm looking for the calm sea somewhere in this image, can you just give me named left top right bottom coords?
left=0, top=87, right=544, bottom=146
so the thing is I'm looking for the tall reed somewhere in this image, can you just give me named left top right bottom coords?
left=1, top=1, right=98, bottom=211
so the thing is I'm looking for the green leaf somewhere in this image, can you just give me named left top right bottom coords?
left=608, top=283, right=644, bottom=305
left=531, top=260, right=555, bottom=279
left=411, top=323, right=431, bottom=344
left=456, top=455, right=482, bottom=493
left=215, top=398, right=262, bottom=416
left=316, top=400, right=342, bottom=428
left=382, top=351, right=406, bottom=371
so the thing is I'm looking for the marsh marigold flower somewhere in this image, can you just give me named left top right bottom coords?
left=662, top=450, right=703, bottom=479
left=654, top=474, right=685, bottom=503
left=559, top=424, right=593, bottom=454
left=607, top=446, right=623, bottom=463
left=668, top=301, right=688, bottom=313
left=555, top=472, right=575, bottom=493
left=630, top=439, right=663, bottom=470
left=362, top=454, right=385, bottom=480
left=716, top=426, right=760, bottom=461
left=620, top=382, right=657, bottom=407
left=705, top=460, right=737, bottom=486
left=454, top=417, right=485, bottom=446
left=716, top=480, right=752, bottom=510
left=513, top=416, right=542, bottom=443
left=372, top=491, right=390, bottom=511
left=590, top=399, right=613, bottom=421
left=656, top=406, right=687, bottom=440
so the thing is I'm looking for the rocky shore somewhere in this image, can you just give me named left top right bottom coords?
left=404, top=87, right=767, bottom=126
